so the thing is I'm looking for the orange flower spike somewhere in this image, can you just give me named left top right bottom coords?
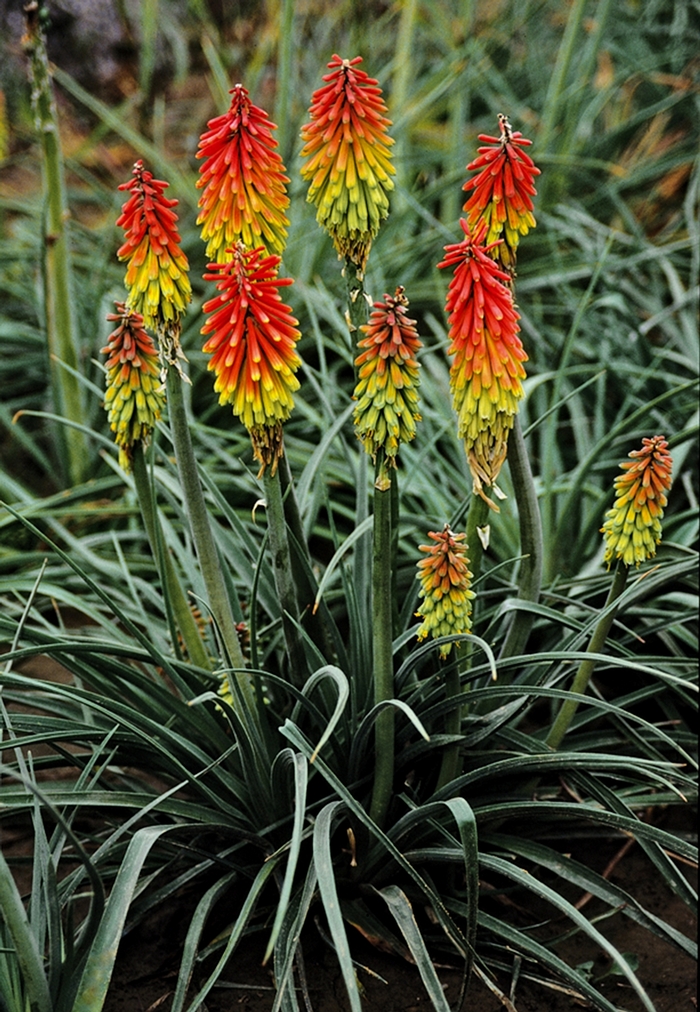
left=353, top=286, right=422, bottom=460
left=197, top=84, right=290, bottom=261
left=463, top=114, right=540, bottom=272
left=601, top=435, right=673, bottom=567
left=300, top=54, right=395, bottom=269
left=415, top=525, right=475, bottom=657
left=201, top=244, right=302, bottom=475
left=102, top=302, right=166, bottom=471
left=438, top=219, right=527, bottom=501
left=116, top=160, right=192, bottom=328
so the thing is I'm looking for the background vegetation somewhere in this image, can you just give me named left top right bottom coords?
left=0, top=1, right=697, bottom=1010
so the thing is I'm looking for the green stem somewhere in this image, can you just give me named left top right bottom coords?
left=436, top=644, right=466, bottom=791
left=464, top=493, right=491, bottom=584
left=499, top=416, right=543, bottom=659
left=166, top=363, right=252, bottom=708
left=369, top=452, right=395, bottom=829
left=262, top=465, right=307, bottom=686
left=546, top=560, right=629, bottom=751
left=23, top=6, right=89, bottom=485
left=131, top=447, right=211, bottom=671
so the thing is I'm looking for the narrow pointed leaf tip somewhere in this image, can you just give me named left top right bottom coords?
left=601, top=435, right=673, bottom=567
left=201, top=244, right=302, bottom=476
left=353, top=286, right=422, bottom=461
left=197, top=83, right=290, bottom=261
left=300, top=54, right=395, bottom=270
left=102, top=302, right=165, bottom=472
left=415, top=525, right=475, bottom=657
left=438, top=220, right=527, bottom=503
left=463, top=113, right=540, bottom=273
left=116, top=160, right=192, bottom=328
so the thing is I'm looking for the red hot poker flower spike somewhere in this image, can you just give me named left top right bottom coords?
left=102, top=302, right=165, bottom=471
left=300, top=54, right=395, bottom=270
left=353, top=286, right=422, bottom=461
left=463, top=114, right=540, bottom=274
left=197, top=84, right=290, bottom=262
left=201, top=244, right=302, bottom=476
left=438, top=220, right=527, bottom=506
left=116, top=160, right=191, bottom=328
left=415, top=525, right=475, bottom=657
left=601, top=435, right=673, bottom=567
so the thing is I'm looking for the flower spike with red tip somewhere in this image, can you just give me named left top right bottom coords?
left=116, top=160, right=192, bottom=329
left=415, top=525, right=475, bottom=657
left=353, top=286, right=422, bottom=461
left=201, top=244, right=302, bottom=476
left=601, top=435, right=673, bottom=567
left=300, top=54, right=395, bottom=270
left=438, top=219, right=527, bottom=507
left=463, top=114, right=540, bottom=275
left=196, top=84, right=290, bottom=262
left=102, top=302, right=166, bottom=471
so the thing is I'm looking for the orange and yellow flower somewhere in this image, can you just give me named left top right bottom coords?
left=438, top=219, right=526, bottom=504
left=300, top=54, right=395, bottom=270
left=353, top=286, right=422, bottom=461
left=196, top=84, right=290, bottom=262
left=102, top=301, right=165, bottom=471
left=416, top=525, right=475, bottom=657
left=601, top=435, right=673, bottom=567
left=201, top=244, right=301, bottom=475
left=463, top=114, right=540, bottom=274
left=116, top=160, right=191, bottom=328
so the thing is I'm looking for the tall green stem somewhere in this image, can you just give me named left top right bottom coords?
left=165, top=363, right=252, bottom=709
left=131, top=447, right=211, bottom=671
left=500, top=416, right=543, bottom=659
left=436, top=645, right=466, bottom=791
left=23, top=5, right=89, bottom=485
left=546, top=561, right=629, bottom=750
left=464, top=493, right=491, bottom=584
left=369, top=452, right=395, bottom=829
left=262, top=465, right=307, bottom=686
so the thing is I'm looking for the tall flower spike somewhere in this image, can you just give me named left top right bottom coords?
left=201, top=244, right=302, bottom=476
left=601, top=435, right=673, bottom=568
left=116, top=161, right=192, bottom=329
left=438, top=220, right=527, bottom=507
left=300, top=54, right=395, bottom=270
left=353, top=286, right=422, bottom=461
left=197, top=84, right=290, bottom=262
left=463, top=114, right=540, bottom=274
left=415, top=525, right=475, bottom=657
left=102, top=302, right=166, bottom=471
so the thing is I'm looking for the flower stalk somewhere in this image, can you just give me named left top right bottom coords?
left=22, top=3, right=89, bottom=484
left=546, top=435, right=672, bottom=749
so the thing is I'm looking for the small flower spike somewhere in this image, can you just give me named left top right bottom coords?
left=601, top=435, right=673, bottom=567
left=438, top=220, right=527, bottom=505
left=300, top=54, right=395, bottom=270
left=353, top=286, right=422, bottom=461
left=463, top=114, right=540, bottom=274
left=196, top=84, right=290, bottom=262
left=201, top=244, right=302, bottom=476
left=416, top=525, right=475, bottom=657
left=116, top=160, right=192, bottom=328
left=102, top=302, right=166, bottom=471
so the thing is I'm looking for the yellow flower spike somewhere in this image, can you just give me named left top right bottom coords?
left=196, top=84, right=290, bottom=261
left=437, top=220, right=527, bottom=507
left=201, top=244, right=302, bottom=477
left=116, top=161, right=192, bottom=329
left=353, top=286, right=422, bottom=461
left=102, top=302, right=166, bottom=471
left=415, top=525, right=475, bottom=657
left=601, top=435, right=673, bottom=567
left=300, top=54, right=395, bottom=270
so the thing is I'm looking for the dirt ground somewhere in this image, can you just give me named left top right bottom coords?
left=99, top=828, right=697, bottom=1012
